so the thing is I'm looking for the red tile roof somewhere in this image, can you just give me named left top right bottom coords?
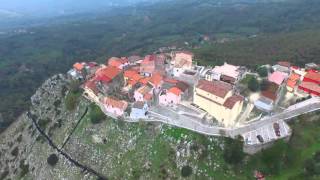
left=168, top=87, right=182, bottom=96
left=95, top=66, right=121, bottom=80
left=95, top=75, right=111, bottom=84
left=262, top=91, right=277, bottom=101
left=84, top=79, right=99, bottom=95
left=287, top=80, right=297, bottom=88
left=108, top=57, right=128, bottom=68
left=149, top=73, right=163, bottom=86
left=223, top=95, right=244, bottom=109
left=124, top=70, right=138, bottom=78
left=304, top=72, right=320, bottom=82
left=73, top=62, right=84, bottom=71
left=289, top=73, right=300, bottom=81
left=164, top=78, right=179, bottom=84
left=291, top=66, right=299, bottom=70
left=299, top=81, right=320, bottom=94
left=287, top=73, right=300, bottom=88
left=139, top=77, right=151, bottom=85
left=104, top=97, right=128, bottom=110
left=196, top=79, right=233, bottom=98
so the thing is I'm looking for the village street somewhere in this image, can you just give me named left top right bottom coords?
left=146, top=97, right=320, bottom=139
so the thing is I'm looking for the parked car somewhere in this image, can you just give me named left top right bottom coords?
left=273, top=123, right=281, bottom=137
left=257, top=135, right=264, bottom=143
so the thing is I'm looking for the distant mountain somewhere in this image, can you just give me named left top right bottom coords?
left=0, top=0, right=163, bottom=18
left=0, top=9, right=22, bottom=19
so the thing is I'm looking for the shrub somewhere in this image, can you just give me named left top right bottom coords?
left=65, top=92, right=80, bottom=111
left=47, top=154, right=59, bottom=166
left=181, top=165, right=193, bottom=177
left=260, top=79, right=269, bottom=91
left=303, top=151, right=320, bottom=176
left=11, top=146, right=19, bottom=156
left=223, top=136, right=245, bottom=165
left=19, top=159, right=29, bottom=177
left=68, top=80, right=81, bottom=93
left=248, top=77, right=260, bottom=92
left=38, top=118, right=51, bottom=130
left=257, top=66, right=268, bottom=77
left=90, top=104, right=105, bottom=124
left=260, top=140, right=288, bottom=175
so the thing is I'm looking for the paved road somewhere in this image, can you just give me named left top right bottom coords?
left=85, top=92, right=320, bottom=141
left=230, top=97, right=320, bottom=137
left=147, top=97, right=320, bottom=138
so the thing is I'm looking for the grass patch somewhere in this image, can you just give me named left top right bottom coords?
left=65, top=91, right=82, bottom=111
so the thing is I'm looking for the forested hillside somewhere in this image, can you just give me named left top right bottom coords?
left=1, top=0, right=320, bottom=131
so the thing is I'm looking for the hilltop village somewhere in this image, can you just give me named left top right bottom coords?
left=68, top=51, right=320, bottom=152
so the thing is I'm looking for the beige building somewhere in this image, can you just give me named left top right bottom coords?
left=83, top=79, right=100, bottom=104
left=193, top=79, right=244, bottom=127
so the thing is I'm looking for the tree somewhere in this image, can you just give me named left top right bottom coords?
left=47, top=154, right=59, bottom=166
left=181, top=165, right=193, bottom=177
left=223, top=136, right=245, bottom=165
left=248, top=77, right=260, bottom=92
left=257, top=66, right=268, bottom=77
left=260, top=79, right=269, bottom=91
left=89, top=104, right=105, bottom=124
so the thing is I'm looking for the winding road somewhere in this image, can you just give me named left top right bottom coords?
left=147, top=97, right=320, bottom=138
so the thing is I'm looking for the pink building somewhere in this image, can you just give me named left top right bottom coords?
left=173, top=51, right=194, bottom=68
left=212, top=62, right=240, bottom=81
left=140, top=54, right=165, bottom=76
left=159, top=87, right=182, bottom=106
left=102, top=97, right=128, bottom=117
left=268, top=71, right=288, bottom=85
left=134, top=85, right=154, bottom=102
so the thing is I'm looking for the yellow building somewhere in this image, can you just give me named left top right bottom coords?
left=193, top=79, right=244, bottom=127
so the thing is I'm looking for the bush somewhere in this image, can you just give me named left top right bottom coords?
left=90, top=104, right=105, bottom=124
left=248, top=77, right=260, bottom=92
left=181, top=165, right=193, bottom=177
left=303, top=151, right=320, bottom=176
left=47, top=154, right=59, bottom=166
left=68, top=80, right=81, bottom=93
left=11, top=146, right=19, bottom=156
left=65, top=92, right=80, bottom=111
left=260, top=140, right=288, bottom=175
left=19, top=160, right=29, bottom=177
left=223, top=136, right=245, bottom=165
left=257, top=66, right=268, bottom=77
left=38, top=118, right=51, bottom=130
left=260, top=79, right=269, bottom=91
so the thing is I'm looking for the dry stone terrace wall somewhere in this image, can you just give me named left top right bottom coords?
left=0, top=74, right=98, bottom=179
